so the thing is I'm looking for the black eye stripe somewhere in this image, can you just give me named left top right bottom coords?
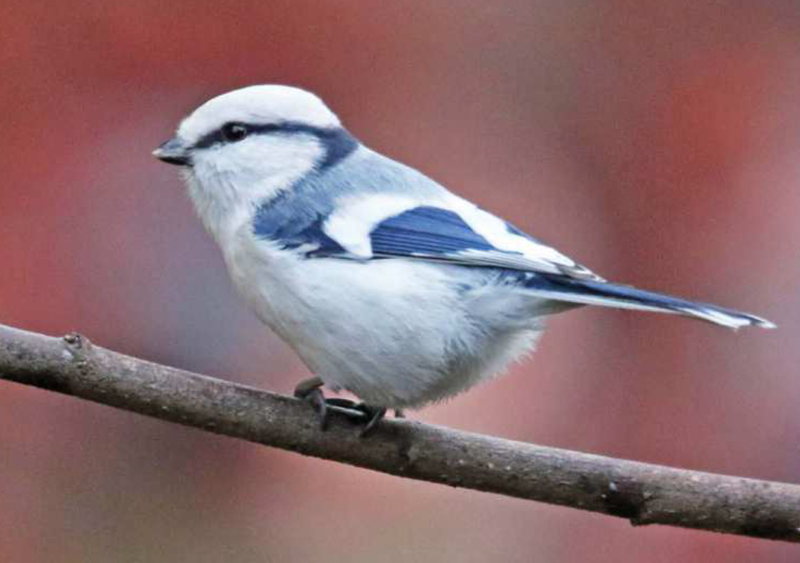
left=192, top=121, right=358, bottom=170
left=193, top=121, right=337, bottom=149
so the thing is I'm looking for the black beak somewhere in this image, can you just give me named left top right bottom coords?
left=153, top=137, right=191, bottom=166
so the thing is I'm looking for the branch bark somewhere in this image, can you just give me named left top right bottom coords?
left=0, top=323, right=798, bottom=543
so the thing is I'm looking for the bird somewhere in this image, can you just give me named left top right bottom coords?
left=153, top=84, right=775, bottom=434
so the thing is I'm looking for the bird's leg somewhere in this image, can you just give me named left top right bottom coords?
left=293, top=376, right=364, bottom=430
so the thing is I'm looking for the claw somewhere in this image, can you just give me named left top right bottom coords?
left=307, top=387, right=332, bottom=430
left=293, top=377, right=390, bottom=435
left=294, top=377, right=367, bottom=429
left=359, top=405, right=388, bottom=438
left=294, top=376, right=330, bottom=430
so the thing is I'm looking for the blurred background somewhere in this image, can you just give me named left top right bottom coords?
left=1, top=1, right=798, bottom=561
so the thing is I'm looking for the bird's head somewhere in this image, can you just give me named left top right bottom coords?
left=154, top=85, right=357, bottom=239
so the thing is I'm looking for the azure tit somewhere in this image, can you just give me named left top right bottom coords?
left=154, top=85, right=774, bottom=434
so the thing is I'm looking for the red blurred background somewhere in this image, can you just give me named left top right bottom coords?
left=1, top=1, right=798, bottom=561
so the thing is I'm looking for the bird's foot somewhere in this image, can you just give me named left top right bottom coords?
left=294, top=376, right=367, bottom=430
left=293, top=377, right=394, bottom=435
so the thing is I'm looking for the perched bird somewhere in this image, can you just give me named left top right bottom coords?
left=154, top=85, right=774, bottom=433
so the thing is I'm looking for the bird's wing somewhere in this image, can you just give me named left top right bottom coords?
left=255, top=191, right=774, bottom=329
left=277, top=192, right=603, bottom=281
left=366, top=206, right=602, bottom=280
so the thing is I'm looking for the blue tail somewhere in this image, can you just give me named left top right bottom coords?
left=521, top=274, right=775, bottom=329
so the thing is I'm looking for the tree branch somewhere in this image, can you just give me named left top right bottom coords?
left=0, top=323, right=797, bottom=543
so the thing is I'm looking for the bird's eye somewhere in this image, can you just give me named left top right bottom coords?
left=221, top=123, right=249, bottom=143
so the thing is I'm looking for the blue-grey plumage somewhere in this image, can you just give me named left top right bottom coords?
left=154, top=85, right=775, bottom=413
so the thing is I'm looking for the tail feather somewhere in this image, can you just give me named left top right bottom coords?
left=523, top=274, right=775, bottom=330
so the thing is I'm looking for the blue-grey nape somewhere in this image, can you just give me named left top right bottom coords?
left=312, top=126, right=359, bottom=170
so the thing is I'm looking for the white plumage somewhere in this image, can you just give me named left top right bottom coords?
left=154, top=85, right=774, bottom=422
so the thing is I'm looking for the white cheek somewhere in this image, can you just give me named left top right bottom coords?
left=184, top=135, right=324, bottom=243
left=207, top=135, right=324, bottom=200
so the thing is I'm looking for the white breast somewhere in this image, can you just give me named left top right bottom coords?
left=220, top=226, right=545, bottom=408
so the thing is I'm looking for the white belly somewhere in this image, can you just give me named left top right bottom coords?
left=223, top=233, right=544, bottom=409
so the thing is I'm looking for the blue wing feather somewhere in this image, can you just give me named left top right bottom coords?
left=252, top=198, right=772, bottom=328
left=255, top=211, right=347, bottom=256
left=370, top=206, right=498, bottom=257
